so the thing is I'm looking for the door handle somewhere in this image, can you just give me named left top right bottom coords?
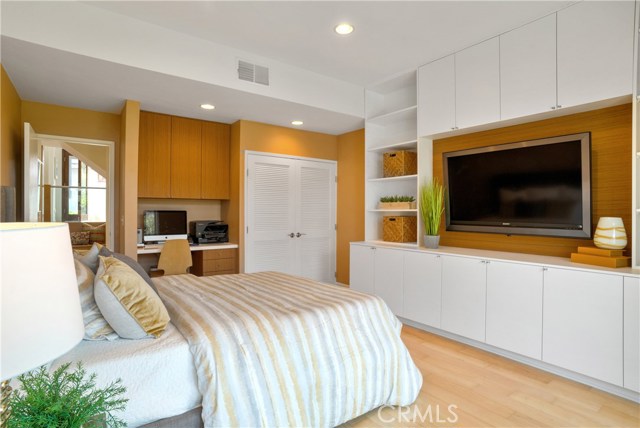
left=289, top=233, right=295, bottom=238
left=296, top=232, right=306, bottom=238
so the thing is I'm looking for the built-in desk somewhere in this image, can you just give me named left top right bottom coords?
left=137, top=243, right=239, bottom=276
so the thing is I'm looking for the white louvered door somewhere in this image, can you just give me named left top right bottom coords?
left=245, top=153, right=336, bottom=283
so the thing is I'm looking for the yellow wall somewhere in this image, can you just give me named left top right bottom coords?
left=1, top=65, right=23, bottom=220
left=336, top=129, right=365, bottom=284
left=120, top=100, right=140, bottom=257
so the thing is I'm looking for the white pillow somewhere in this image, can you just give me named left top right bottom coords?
left=74, top=258, right=118, bottom=341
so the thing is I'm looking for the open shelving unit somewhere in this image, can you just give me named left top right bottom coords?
left=365, top=70, right=419, bottom=244
left=633, top=3, right=640, bottom=268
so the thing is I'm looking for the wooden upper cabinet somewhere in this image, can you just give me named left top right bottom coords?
left=170, top=117, right=202, bottom=199
left=138, top=111, right=171, bottom=198
left=201, top=121, right=230, bottom=199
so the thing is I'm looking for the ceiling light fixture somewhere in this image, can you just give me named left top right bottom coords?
left=200, top=104, right=215, bottom=110
left=291, top=120, right=304, bottom=126
left=334, top=23, right=354, bottom=35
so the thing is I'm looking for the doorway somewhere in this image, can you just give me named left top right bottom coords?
left=244, top=152, right=337, bottom=283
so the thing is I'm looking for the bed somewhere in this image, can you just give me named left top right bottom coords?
left=54, top=271, right=422, bottom=427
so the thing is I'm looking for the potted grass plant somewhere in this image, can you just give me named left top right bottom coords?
left=419, top=178, right=445, bottom=249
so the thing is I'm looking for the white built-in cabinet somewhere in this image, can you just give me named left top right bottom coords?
left=624, top=276, right=640, bottom=392
left=500, top=14, right=557, bottom=120
left=485, top=261, right=544, bottom=360
left=403, top=251, right=442, bottom=328
left=542, top=268, right=624, bottom=386
left=418, top=1, right=635, bottom=138
left=350, top=242, right=640, bottom=398
left=441, top=256, right=487, bottom=342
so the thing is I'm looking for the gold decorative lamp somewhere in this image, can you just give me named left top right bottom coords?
left=0, top=223, right=84, bottom=426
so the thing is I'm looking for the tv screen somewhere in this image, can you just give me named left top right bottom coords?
left=443, top=133, right=592, bottom=238
left=143, top=210, right=187, bottom=242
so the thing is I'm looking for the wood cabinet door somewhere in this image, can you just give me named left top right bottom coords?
left=557, top=1, right=634, bottom=108
left=455, top=37, right=501, bottom=130
left=138, top=112, right=171, bottom=198
left=486, top=261, right=543, bottom=359
left=417, top=55, right=456, bottom=136
left=441, top=255, right=487, bottom=342
left=170, top=116, right=202, bottom=199
left=543, top=267, right=623, bottom=386
left=403, top=251, right=442, bottom=328
left=201, top=121, right=230, bottom=200
left=500, top=14, right=557, bottom=120
left=350, top=244, right=375, bottom=295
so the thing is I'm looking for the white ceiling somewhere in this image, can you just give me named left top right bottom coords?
left=2, top=1, right=575, bottom=135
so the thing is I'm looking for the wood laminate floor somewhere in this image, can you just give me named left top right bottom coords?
left=344, top=326, right=640, bottom=427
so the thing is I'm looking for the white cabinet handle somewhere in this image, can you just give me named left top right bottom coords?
left=296, top=232, right=306, bottom=238
left=551, top=106, right=556, bottom=110
left=288, top=233, right=295, bottom=238
left=556, top=104, right=562, bottom=108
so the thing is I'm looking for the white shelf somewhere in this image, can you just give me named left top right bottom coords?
left=367, top=105, right=417, bottom=126
left=368, top=174, right=418, bottom=182
left=368, top=209, right=418, bottom=213
left=367, top=139, right=418, bottom=153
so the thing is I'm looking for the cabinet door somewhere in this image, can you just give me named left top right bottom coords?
left=486, top=261, right=543, bottom=359
left=500, top=14, right=556, bottom=120
left=170, top=116, right=202, bottom=199
left=557, top=1, right=634, bottom=107
left=543, top=268, right=623, bottom=386
left=201, top=121, right=230, bottom=200
left=138, top=112, right=171, bottom=198
left=624, top=276, right=639, bottom=392
left=455, top=37, right=500, bottom=130
left=441, top=256, right=487, bottom=342
left=373, top=247, right=404, bottom=316
left=417, top=55, right=455, bottom=136
left=403, top=251, right=442, bottom=328
left=350, top=245, right=375, bottom=295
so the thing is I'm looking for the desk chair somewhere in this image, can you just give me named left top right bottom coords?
left=157, top=239, right=192, bottom=276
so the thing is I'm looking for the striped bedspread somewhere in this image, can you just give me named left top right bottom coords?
left=154, top=271, right=422, bottom=427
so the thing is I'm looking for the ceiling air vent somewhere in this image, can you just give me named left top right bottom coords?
left=238, top=60, right=269, bottom=86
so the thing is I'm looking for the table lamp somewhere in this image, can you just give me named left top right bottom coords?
left=0, top=223, right=84, bottom=425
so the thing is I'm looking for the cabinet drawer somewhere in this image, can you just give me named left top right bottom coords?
left=201, top=248, right=236, bottom=260
left=202, top=258, right=235, bottom=272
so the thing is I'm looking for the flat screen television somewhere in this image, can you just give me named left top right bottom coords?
left=443, top=133, right=592, bottom=239
left=143, top=210, right=188, bottom=243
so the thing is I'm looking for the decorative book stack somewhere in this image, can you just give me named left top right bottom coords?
left=570, top=246, right=631, bottom=268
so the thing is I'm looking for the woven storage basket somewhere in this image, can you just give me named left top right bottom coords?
left=383, top=151, right=417, bottom=177
left=383, top=216, right=417, bottom=243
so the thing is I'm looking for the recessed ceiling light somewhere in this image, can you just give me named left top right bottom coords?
left=200, top=104, right=215, bottom=110
left=291, top=120, right=304, bottom=126
left=335, top=23, right=354, bottom=35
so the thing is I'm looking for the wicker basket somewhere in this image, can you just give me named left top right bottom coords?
left=383, top=216, right=417, bottom=243
left=383, top=151, right=417, bottom=177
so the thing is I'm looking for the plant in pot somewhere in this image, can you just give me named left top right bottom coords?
left=419, top=179, right=445, bottom=249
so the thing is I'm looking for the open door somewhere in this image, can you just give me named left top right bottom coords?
left=23, top=122, right=41, bottom=222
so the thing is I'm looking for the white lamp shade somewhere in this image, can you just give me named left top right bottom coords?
left=1, top=223, right=84, bottom=380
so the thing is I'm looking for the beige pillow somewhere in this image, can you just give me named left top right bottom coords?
left=74, top=258, right=118, bottom=341
left=77, top=242, right=103, bottom=273
left=94, top=256, right=170, bottom=339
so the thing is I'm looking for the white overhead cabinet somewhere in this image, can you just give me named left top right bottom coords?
left=455, top=37, right=501, bottom=130
left=441, top=256, right=487, bottom=342
left=485, top=261, right=544, bottom=359
left=557, top=1, right=635, bottom=108
left=403, top=252, right=442, bottom=328
left=500, top=14, right=557, bottom=120
left=543, top=268, right=624, bottom=386
left=417, top=55, right=456, bottom=136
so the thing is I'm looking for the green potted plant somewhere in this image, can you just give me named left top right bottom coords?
left=419, top=178, right=445, bottom=249
left=8, top=362, right=128, bottom=428
left=378, top=195, right=416, bottom=210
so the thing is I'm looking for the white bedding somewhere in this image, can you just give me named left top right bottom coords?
left=50, top=323, right=201, bottom=427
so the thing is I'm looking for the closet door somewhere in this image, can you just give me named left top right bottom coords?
left=296, top=159, right=336, bottom=283
left=245, top=154, right=297, bottom=275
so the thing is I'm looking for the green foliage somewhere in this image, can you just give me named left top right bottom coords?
left=419, top=179, right=445, bottom=236
left=379, top=195, right=415, bottom=203
left=8, top=363, right=128, bottom=428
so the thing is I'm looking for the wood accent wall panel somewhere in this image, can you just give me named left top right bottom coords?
left=138, top=112, right=171, bottom=198
left=170, top=116, right=202, bottom=199
left=201, top=121, right=231, bottom=200
left=434, top=103, right=632, bottom=258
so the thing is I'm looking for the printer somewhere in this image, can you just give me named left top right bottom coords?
left=189, top=220, right=229, bottom=244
